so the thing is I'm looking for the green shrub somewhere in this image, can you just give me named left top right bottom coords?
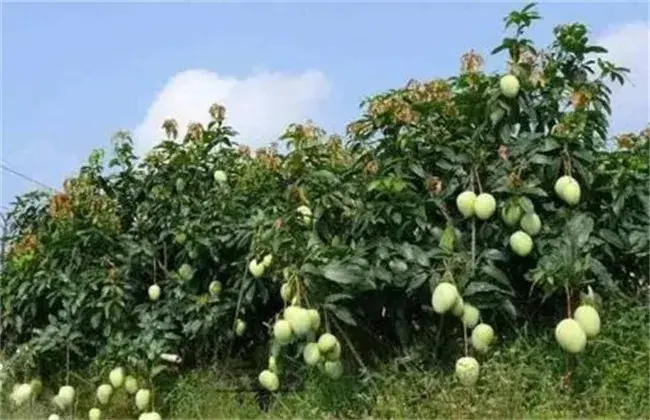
left=0, top=3, right=648, bottom=418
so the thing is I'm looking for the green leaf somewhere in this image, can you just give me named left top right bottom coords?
left=501, top=299, right=518, bottom=318
left=372, top=266, right=393, bottom=283
left=183, top=320, right=202, bottom=336
left=613, top=192, right=626, bottom=216
left=481, top=249, right=506, bottom=262
left=367, top=180, right=382, bottom=192
left=321, top=262, right=363, bottom=285
left=530, top=154, right=553, bottom=165
left=389, top=260, right=408, bottom=274
left=490, top=107, right=506, bottom=126
left=325, top=293, right=354, bottom=304
left=481, top=264, right=512, bottom=289
left=326, top=304, right=357, bottom=326
left=398, top=243, right=415, bottom=261
left=90, top=312, right=102, bottom=330
left=589, top=258, right=617, bottom=292
left=490, top=44, right=510, bottom=55
left=567, top=214, right=594, bottom=248
left=175, top=178, right=186, bottom=192
left=541, top=138, right=561, bottom=152
left=519, top=197, right=535, bottom=214
left=376, top=246, right=390, bottom=260
left=585, top=45, right=608, bottom=54
left=311, top=170, right=339, bottom=183
left=151, top=364, right=167, bottom=378
left=499, top=124, right=512, bottom=143
left=519, top=186, right=548, bottom=197
left=439, top=224, right=456, bottom=255
left=409, top=163, right=426, bottom=178
left=406, top=272, right=428, bottom=294
left=412, top=247, right=431, bottom=267
left=464, top=281, right=513, bottom=297
left=300, top=263, right=322, bottom=275
left=598, top=229, right=625, bottom=249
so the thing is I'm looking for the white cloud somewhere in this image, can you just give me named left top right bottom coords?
left=595, top=22, right=649, bottom=134
left=133, top=69, right=330, bottom=155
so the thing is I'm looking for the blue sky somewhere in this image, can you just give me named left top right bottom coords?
left=2, top=1, right=649, bottom=210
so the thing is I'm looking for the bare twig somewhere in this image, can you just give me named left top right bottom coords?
left=473, top=167, right=483, bottom=194
left=463, top=323, right=469, bottom=356
left=331, top=316, right=376, bottom=388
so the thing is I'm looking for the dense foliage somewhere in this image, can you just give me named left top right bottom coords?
left=0, top=4, right=648, bottom=417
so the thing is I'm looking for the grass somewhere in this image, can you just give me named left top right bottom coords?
left=2, top=299, right=649, bottom=419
